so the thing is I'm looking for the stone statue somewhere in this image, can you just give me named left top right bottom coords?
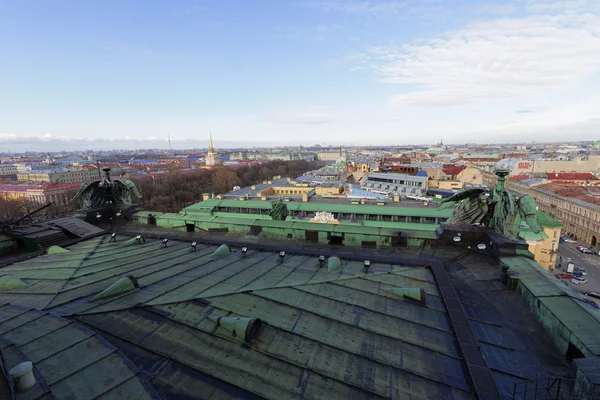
left=72, top=168, right=142, bottom=209
left=269, top=200, right=288, bottom=221
left=441, top=168, right=542, bottom=240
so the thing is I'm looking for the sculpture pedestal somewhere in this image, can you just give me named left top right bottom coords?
left=76, top=204, right=141, bottom=224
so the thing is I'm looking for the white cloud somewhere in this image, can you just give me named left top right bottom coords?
left=361, top=1, right=600, bottom=107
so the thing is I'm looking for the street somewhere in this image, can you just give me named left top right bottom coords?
left=557, top=240, right=600, bottom=304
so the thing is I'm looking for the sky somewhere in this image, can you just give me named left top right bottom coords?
left=1, top=0, right=600, bottom=151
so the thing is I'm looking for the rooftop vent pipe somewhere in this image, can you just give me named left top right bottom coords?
left=327, top=256, right=342, bottom=272
left=92, top=275, right=139, bottom=301
left=9, top=361, right=35, bottom=392
left=0, top=274, right=28, bottom=291
left=47, top=245, right=69, bottom=254
left=210, top=316, right=262, bottom=342
left=211, top=244, right=231, bottom=257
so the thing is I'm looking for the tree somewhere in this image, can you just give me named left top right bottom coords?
left=211, top=168, right=241, bottom=195
left=0, top=198, right=28, bottom=219
left=275, top=165, right=288, bottom=177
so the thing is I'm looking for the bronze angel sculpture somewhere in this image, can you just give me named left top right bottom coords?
left=440, top=168, right=540, bottom=240
left=72, top=168, right=142, bottom=209
left=269, top=200, right=289, bottom=221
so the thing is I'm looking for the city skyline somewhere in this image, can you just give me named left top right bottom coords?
left=2, top=0, right=600, bottom=151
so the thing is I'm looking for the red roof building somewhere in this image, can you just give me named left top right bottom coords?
left=509, top=175, right=530, bottom=181
left=546, top=173, right=599, bottom=182
left=442, top=165, right=466, bottom=179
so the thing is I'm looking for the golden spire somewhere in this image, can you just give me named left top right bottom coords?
left=208, top=132, right=215, bottom=154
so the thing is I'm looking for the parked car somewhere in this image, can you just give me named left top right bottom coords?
left=584, top=291, right=600, bottom=299
left=555, top=273, right=572, bottom=279
left=571, top=277, right=588, bottom=285
left=581, top=248, right=594, bottom=254
left=564, top=239, right=577, bottom=243
left=576, top=245, right=586, bottom=249
left=575, top=267, right=588, bottom=276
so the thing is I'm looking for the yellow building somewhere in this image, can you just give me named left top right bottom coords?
left=0, top=183, right=81, bottom=206
left=523, top=212, right=563, bottom=270
left=428, top=180, right=463, bottom=190
left=456, top=167, right=483, bottom=185
left=315, top=182, right=343, bottom=196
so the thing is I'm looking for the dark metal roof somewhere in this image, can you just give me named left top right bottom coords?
left=0, top=235, right=572, bottom=399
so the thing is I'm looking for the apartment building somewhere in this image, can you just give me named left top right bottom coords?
left=17, top=169, right=99, bottom=183
left=507, top=179, right=600, bottom=247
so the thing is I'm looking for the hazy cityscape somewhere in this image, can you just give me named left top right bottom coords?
left=2, top=0, right=600, bottom=399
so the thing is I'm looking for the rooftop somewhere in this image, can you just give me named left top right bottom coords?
left=183, top=197, right=450, bottom=217
left=0, top=233, right=576, bottom=399
left=546, top=172, right=598, bottom=181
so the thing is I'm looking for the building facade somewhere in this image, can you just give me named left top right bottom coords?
left=361, top=172, right=428, bottom=197
left=507, top=180, right=600, bottom=247
left=0, top=164, right=18, bottom=177
left=16, top=169, right=99, bottom=183
left=0, top=183, right=81, bottom=206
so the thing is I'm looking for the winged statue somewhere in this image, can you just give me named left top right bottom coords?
left=269, top=200, right=289, bottom=221
left=441, top=168, right=541, bottom=240
left=72, top=168, right=142, bottom=209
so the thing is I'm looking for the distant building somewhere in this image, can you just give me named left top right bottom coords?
left=546, top=172, right=600, bottom=185
left=317, top=148, right=346, bottom=161
left=0, top=164, right=17, bottom=178
left=507, top=179, right=600, bottom=247
left=507, top=155, right=600, bottom=175
left=205, top=134, right=218, bottom=166
left=361, top=172, right=428, bottom=197
left=16, top=169, right=99, bottom=183
left=0, top=182, right=81, bottom=206
left=456, top=167, right=483, bottom=185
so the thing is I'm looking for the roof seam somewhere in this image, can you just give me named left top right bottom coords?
left=13, top=320, right=75, bottom=348
left=0, top=312, right=48, bottom=336
left=248, top=291, right=463, bottom=360
left=144, top=305, right=467, bottom=397
left=44, top=348, right=118, bottom=387
left=78, top=251, right=278, bottom=315
left=291, top=285, right=453, bottom=334
left=328, top=281, right=446, bottom=314
left=26, top=331, right=95, bottom=365
left=235, top=254, right=312, bottom=292
left=55, top=245, right=215, bottom=296
left=75, top=314, right=298, bottom=400
left=42, top=236, right=108, bottom=311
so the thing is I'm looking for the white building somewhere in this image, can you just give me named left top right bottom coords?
left=361, top=172, right=428, bottom=197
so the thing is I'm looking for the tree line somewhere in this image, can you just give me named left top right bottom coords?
left=0, top=160, right=323, bottom=220
left=137, top=160, right=324, bottom=212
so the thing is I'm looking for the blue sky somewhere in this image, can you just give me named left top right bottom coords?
left=1, top=0, right=600, bottom=151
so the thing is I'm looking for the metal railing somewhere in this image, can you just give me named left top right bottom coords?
left=513, top=378, right=600, bottom=400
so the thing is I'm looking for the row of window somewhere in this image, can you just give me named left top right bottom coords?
left=213, top=206, right=444, bottom=224
left=367, top=177, right=424, bottom=186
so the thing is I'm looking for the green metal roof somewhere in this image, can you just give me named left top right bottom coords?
left=333, top=225, right=381, bottom=235
left=0, top=303, right=155, bottom=399
left=0, top=234, right=476, bottom=399
left=518, top=231, right=549, bottom=240
left=183, top=198, right=453, bottom=218
left=362, top=220, right=440, bottom=232
left=291, top=222, right=336, bottom=232
left=252, top=219, right=295, bottom=228
left=536, top=211, right=563, bottom=229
